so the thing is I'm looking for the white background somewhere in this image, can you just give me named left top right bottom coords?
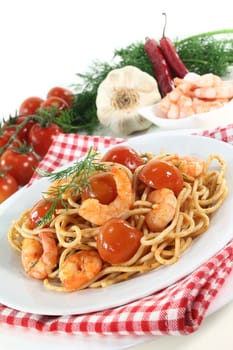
left=1, top=1, right=233, bottom=349
left=0, top=0, right=232, bottom=120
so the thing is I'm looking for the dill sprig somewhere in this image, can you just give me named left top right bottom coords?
left=37, top=147, right=106, bottom=226
left=74, top=42, right=153, bottom=93
left=175, top=29, right=233, bottom=76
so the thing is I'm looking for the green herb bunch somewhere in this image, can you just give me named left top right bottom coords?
left=174, top=29, right=233, bottom=76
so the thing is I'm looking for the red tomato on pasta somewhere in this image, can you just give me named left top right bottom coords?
left=101, top=145, right=144, bottom=173
left=97, top=217, right=143, bottom=264
left=28, top=198, right=60, bottom=228
left=81, top=172, right=117, bottom=204
left=138, top=159, right=183, bottom=196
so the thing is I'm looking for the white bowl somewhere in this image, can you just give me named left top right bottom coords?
left=138, top=98, right=233, bottom=130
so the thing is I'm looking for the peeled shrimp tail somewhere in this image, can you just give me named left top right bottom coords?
left=145, top=188, right=177, bottom=232
left=59, top=250, right=103, bottom=291
left=21, top=231, right=58, bottom=280
left=78, top=165, right=133, bottom=225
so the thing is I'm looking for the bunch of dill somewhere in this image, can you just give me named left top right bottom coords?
left=174, top=29, right=233, bottom=76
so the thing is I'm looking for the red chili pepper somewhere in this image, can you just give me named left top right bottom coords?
left=144, top=37, right=174, bottom=97
left=159, top=13, right=189, bottom=78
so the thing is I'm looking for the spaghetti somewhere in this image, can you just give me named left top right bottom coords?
left=8, top=149, right=228, bottom=292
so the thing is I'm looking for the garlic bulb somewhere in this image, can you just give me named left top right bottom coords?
left=96, top=65, right=161, bottom=135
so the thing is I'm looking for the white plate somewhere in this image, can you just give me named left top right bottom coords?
left=0, top=131, right=233, bottom=316
left=138, top=98, right=233, bottom=130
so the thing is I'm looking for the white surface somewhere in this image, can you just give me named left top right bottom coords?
left=0, top=0, right=233, bottom=120
left=0, top=132, right=233, bottom=316
left=1, top=0, right=233, bottom=348
left=139, top=98, right=233, bottom=130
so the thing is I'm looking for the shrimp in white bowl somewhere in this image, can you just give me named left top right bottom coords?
left=158, top=73, right=233, bottom=119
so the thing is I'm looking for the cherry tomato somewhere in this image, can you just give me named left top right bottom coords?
left=0, top=147, right=39, bottom=186
left=40, top=96, right=69, bottom=110
left=81, top=172, right=117, bottom=204
left=3, top=116, right=35, bottom=143
left=97, top=217, right=143, bottom=264
left=19, top=96, right=44, bottom=116
left=47, top=86, right=75, bottom=108
left=0, top=132, right=10, bottom=148
left=28, top=198, right=57, bottom=228
left=101, top=145, right=144, bottom=173
left=0, top=172, right=19, bottom=203
left=4, top=137, right=22, bottom=150
left=17, top=116, right=36, bottom=143
left=28, top=123, right=63, bottom=158
left=138, top=159, right=184, bottom=196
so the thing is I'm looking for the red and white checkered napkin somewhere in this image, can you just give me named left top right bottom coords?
left=1, top=125, right=233, bottom=336
left=28, top=134, right=125, bottom=184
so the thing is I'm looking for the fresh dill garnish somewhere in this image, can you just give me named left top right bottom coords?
left=37, top=147, right=107, bottom=226
left=174, top=29, right=233, bottom=76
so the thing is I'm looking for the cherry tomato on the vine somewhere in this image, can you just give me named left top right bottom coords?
left=81, top=172, right=117, bottom=204
left=101, top=145, right=144, bottom=173
left=0, top=172, right=19, bottom=203
left=0, top=132, right=10, bottom=148
left=138, top=159, right=184, bottom=196
left=40, top=96, right=69, bottom=111
left=28, top=198, right=60, bottom=228
left=3, top=137, right=22, bottom=151
left=19, top=96, right=44, bottom=116
left=3, top=116, right=36, bottom=143
left=0, top=147, right=39, bottom=186
left=47, top=86, right=75, bottom=108
left=28, top=123, right=63, bottom=158
left=97, top=217, right=143, bottom=264
left=17, top=116, right=36, bottom=143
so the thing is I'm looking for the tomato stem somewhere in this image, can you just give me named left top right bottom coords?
left=0, top=116, right=39, bottom=156
left=0, top=107, right=61, bottom=156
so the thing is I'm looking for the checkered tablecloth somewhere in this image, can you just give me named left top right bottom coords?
left=1, top=124, right=233, bottom=336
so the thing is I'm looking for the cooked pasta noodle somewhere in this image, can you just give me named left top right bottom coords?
left=8, top=150, right=228, bottom=292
